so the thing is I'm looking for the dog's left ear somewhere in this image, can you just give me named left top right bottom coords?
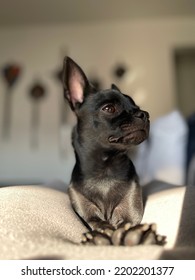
left=62, top=56, right=93, bottom=110
left=111, top=84, right=121, bottom=92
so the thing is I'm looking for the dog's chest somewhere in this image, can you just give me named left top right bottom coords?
left=85, top=178, right=115, bottom=197
left=82, top=178, right=137, bottom=222
left=84, top=178, right=130, bottom=204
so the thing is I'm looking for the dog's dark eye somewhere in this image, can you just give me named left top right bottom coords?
left=102, top=104, right=116, bottom=114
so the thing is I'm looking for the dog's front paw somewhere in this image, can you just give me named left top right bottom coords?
left=112, top=223, right=166, bottom=246
left=81, top=223, right=166, bottom=246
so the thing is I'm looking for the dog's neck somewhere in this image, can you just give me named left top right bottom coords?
left=71, top=128, right=137, bottom=183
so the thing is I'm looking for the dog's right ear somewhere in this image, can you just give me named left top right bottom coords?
left=62, top=56, right=92, bottom=110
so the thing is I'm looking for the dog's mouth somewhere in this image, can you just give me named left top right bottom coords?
left=108, top=129, right=148, bottom=145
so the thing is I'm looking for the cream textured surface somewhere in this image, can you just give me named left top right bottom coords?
left=0, top=182, right=195, bottom=260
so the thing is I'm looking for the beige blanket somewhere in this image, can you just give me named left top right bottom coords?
left=0, top=181, right=195, bottom=260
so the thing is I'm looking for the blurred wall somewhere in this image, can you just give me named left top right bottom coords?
left=0, top=17, right=195, bottom=185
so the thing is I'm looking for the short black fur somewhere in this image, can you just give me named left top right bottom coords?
left=63, top=56, right=150, bottom=231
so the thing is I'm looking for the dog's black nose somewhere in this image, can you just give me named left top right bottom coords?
left=134, top=110, right=149, bottom=120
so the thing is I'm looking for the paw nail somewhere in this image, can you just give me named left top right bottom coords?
left=141, top=223, right=150, bottom=231
left=150, top=223, right=157, bottom=232
left=82, top=236, right=87, bottom=242
left=86, top=233, right=93, bottom=240
left=96, top=228, right=104, bottom=233
left=124, top=223, right=131, bottom=231
left=104, top=229, right=114, bottom=237
left=156, top=235, right=166, bottom=244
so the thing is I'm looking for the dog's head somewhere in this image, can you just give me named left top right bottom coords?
left=62, top=57, right=150, bottom=149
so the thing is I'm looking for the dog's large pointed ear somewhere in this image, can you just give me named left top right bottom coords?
left=62, top=56, right=92, bottom=110
left=111, top=84, right=121, bottom=92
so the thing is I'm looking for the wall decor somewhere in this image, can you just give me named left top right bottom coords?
left=54, top=66, right=71, bottom=125
left=55, top=67, right=63, bottom=83
left=54, top=66, right=70, bottom=158
left=29, top=82, right=46, bottom=149
left=89, top=77, right=102, bottom=91
left=1, top=63, right=21, bottom=140
left=53, top=47, right=70, bottom=158
left=54, top=48, right=71, bottom=125
left=113, top=63, right=128, bottom=80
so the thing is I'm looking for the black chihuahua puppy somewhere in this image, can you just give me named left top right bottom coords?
left=63, top=57, right=165, bottom=246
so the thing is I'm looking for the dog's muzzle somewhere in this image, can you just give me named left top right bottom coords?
left=108, top=110, right=150, bottom=145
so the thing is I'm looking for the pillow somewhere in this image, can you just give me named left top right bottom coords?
left=0, top=183, right=195, bottom=260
